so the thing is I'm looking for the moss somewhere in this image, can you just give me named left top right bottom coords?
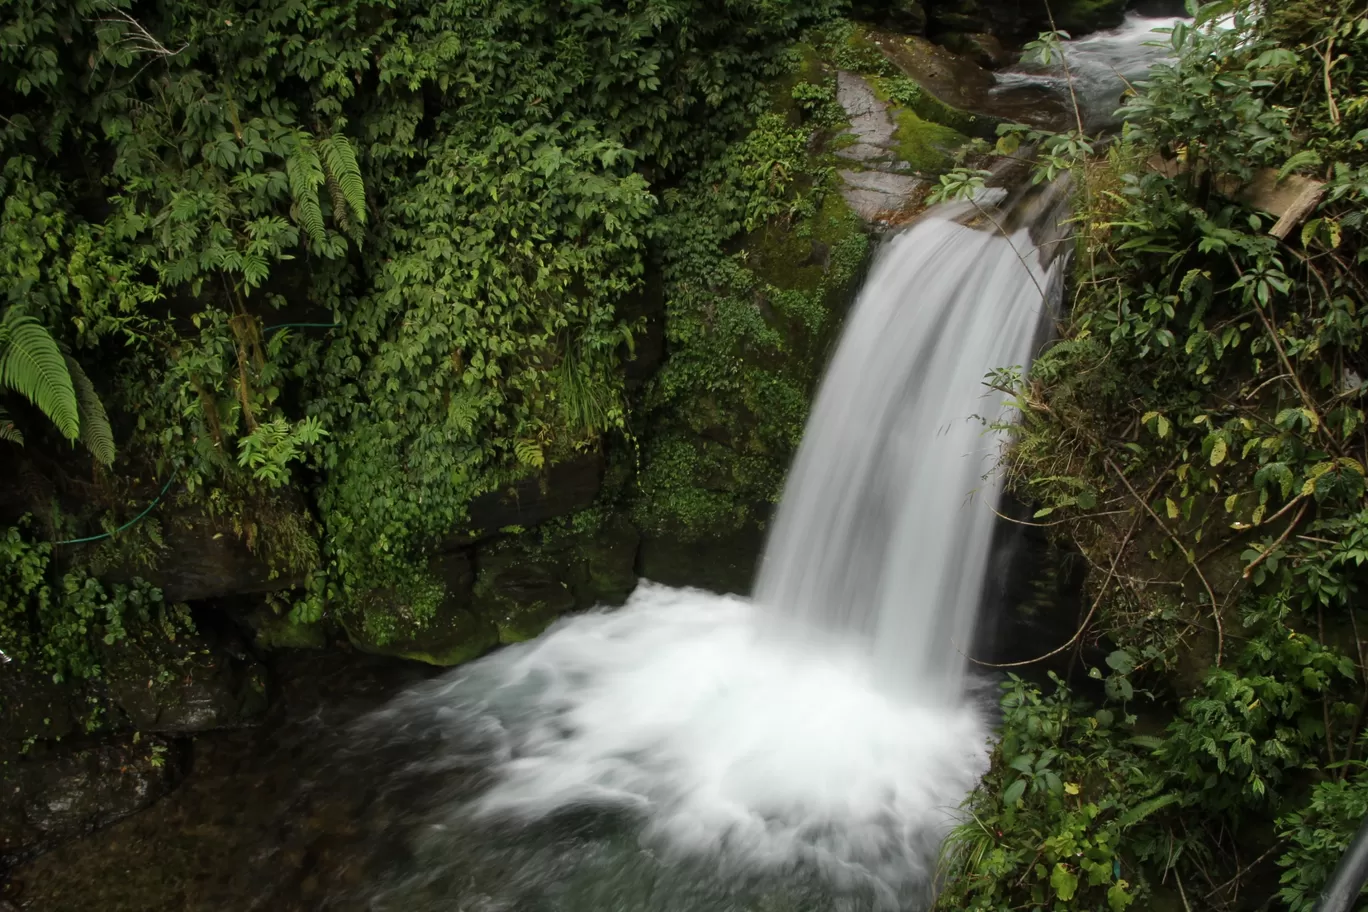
left=254, top=612, right=327, bottom=650
left=890, top=107, right=968, bottom=171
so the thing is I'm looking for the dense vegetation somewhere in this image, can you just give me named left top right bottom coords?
left=0, top=0, right=866, bottom=682
left=12, top=0, right=1368, bottom=907
left=935, top=1, right=1368, bottom=909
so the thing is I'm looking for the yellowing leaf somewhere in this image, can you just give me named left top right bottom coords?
left=1165, top=497, right=1179, bottom=519
left=1064, top=781, right=1081, bottom=795
left=1210, top=437, right=1228, bottom=466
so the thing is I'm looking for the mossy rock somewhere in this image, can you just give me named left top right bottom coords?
left=636, top=189, right=869, bottom=542
left=638, top=523, right=767, bottom=596
left=252, top=609, right=329, bottom=650
left=471, top=512, right=642, bottom=643
left=472, top=548, right=578, bottom=645
left=341, top=551, right=501, bottom=666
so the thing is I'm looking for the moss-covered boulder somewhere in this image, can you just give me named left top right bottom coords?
left=339, top=550, right=499, bottom=666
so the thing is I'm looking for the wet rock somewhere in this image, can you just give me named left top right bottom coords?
left=852, top=0, right=928, bottom=35
left=870, top=30, right=1066, bottom=131
left=472, top=514, right=642, bottom=644
left=472, top=548, right=579, bottom=645
left=102, top=629, right=269, bottom=733
left=938, top=31, right=1011, bottom=69
left=638, top=524, right=766, bottom=596
left=341, top=550, right=499, bottom=667
left=447, top=451, right=606, bottom=546
left=834, top=71, right=901, bottom=167
left=922, top=0, right=1128, bottom=41
left=838, top=169, right=926, bottom=223
left=830, top=72, right=929, bottom=225
left=0, top=734, right=182, bottom=864
left=0, top=670, right=76, bottom=746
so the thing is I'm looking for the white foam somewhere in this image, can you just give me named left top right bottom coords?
left=378, top=582, right=991, bottom=905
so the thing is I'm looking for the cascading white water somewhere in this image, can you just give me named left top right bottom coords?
left=347, top=184, right=1071, bottom=911
left=756, top=181, right=1068, bottom=704
left=992, top=12, right=1185, bottom=130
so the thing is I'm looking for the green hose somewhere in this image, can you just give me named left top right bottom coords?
left=54, top=471, right=179, bottom=546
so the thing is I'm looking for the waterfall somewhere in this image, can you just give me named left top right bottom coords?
left=757, top=179, right=1069, bottom=703
left=343, top=182, right=1072, bottom=912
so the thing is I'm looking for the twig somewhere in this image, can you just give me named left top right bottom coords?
left=966, top=508, right=1140, bottom=669
left=1175, top=870, right=1194, bottom=912
left=968, top=198, right=1048, bottom=302
left=1105, top=456, right=1225, bottom=665
left=988, top=503, right=1127, bottom=528
left=1241, top=500, right=1309, bottom=579
left=1321, top=603, right=1337, bottom=766
left=1204, top=842, right=1284, bottom=900
left=94, top=10, right=189, bottom=58
left=1248, top=294, right=1341, bottom=457
left=1322, top=36, right=1341, bottom=125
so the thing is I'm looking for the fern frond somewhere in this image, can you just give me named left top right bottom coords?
left=1117, top=793, right=1180, bottom=829
left=0, top=309, right=79, bottom=440
left=324, top=171, right=354, bottom=234
left=67, top=355, right=115, bottom=466
left=285, top=136, right=326, bottom=245
left=319, top=134, right=367, bottom=227
left=514, top=438, right=545, bottom=469
left=0, top=405, right=23, bottom=445
left=1278, top=150, right=1322, bottom=182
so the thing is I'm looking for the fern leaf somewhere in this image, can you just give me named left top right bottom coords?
left=0, top=309, right=79, bottom=440
left=324, top=171, right=353, bottom=233
left=0, top=405, right=22, bottom=445
left=285, top=136, right=326, bottom=245
left=1117, top=793, right=1181, bottom=828
left=319, top=134, right=367, bottom=227
left=1277, top=150, right=1322, bottom=182
left=514, top=439, right=545, bottom=469
left=67, top=355, right=115, bottom=466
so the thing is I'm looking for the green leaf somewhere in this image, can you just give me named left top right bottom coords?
left=0, top=405, right=22, bottom=445
left=1003, top=778, right=1027, bottom=805
left=0, top=309, right=79, bottom=441
left=1277, top=150, right=1322, bottom=181
left=1108, top=880, right=1135, bottom=911
left=1051, top=863, right=1079, bottom=901
left=286, top=136, right=327, bottom=245
left=1117, top=793, right=1180, bottom=828
left=67, top=356, right=115, bottom=466
left=319, top=134, right=367, bottom=227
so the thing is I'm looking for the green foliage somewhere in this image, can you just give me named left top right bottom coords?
left=1277, top=767, right=1368, bottom=912
left=1, top=0, right=843, bottom=630
left=0, top=307, right=78, bottom=440
left=939, top=675, right=1174, bottom=912
left=940, top=1, right=1368, bottom=908
left=0, top=521, right=189, bottom=686
left=634, top=104, right=868, bottom=538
